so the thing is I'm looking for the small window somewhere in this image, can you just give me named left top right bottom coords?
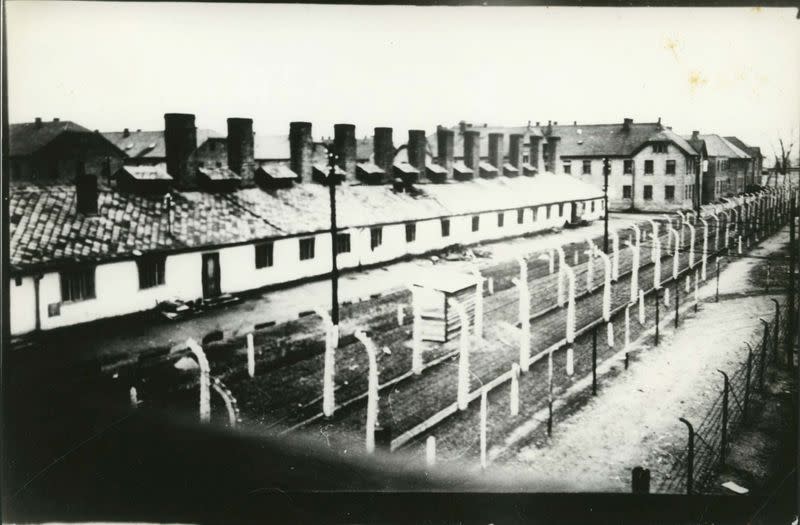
left=532, top=207, right=539, bottom=222
left=582, top=160, right=591, bottom=175
left=471, top=215, right=480, bottom=232
left=14, top=276, right=22, bottom=286
left=558, top=203, right=564, bottom=217
left=370, top=227, right=383, bottom=250
left=546, top=206, right=552, bottom=219
left=255, top=242, right=274, bottom=268
left=590, top=201, right=595, bottom=212
left=517, top=209, right=524, bottom=224
left=563, top=161, right=571, bottom=174
left=497, top=213, right=504, bottom=228
left=335, top=233, right=351, bottom=255
left=652, top=143, right=667, bottom=153
left=209, top=142, right=216, bottom=151
left=441, top=219, right=450, bottom=238
left=522, top=154, right=529, bottom=163
left=665, top=185, right=675, bottom=201
left=644, top=160, right=654, bottom=174
left=60, top=267, right=96, bottom=302
left=644, top=185, right=653, bottom=200
left=623, top=160, right=633, bottom=174
left=405, top=223, right=416, bottom=243
left=299, top=237, right=315, bottom=260
left=138, top=256, right=167, bottom=288
left=666, top=160, right=676, bottom=175
left=623, top=185, right=632, bottom=199
left=216, top=161, right=222, bottom=168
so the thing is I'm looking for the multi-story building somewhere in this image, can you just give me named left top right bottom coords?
left=443, top=119, right=701, bottom=211
left=684, top=133, right=753, bottom=203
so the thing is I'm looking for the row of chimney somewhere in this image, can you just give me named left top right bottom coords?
left=162, top=114, right=563, bottom=188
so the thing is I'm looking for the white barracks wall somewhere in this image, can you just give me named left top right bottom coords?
left=9, top=276, right=37, bottom=335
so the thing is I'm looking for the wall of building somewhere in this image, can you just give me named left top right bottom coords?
left=9, top=196, right=603, bottom=336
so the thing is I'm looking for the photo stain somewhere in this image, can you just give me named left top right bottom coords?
left=664, top=38, right=679, bottom=61
left=688, top=71, right=708, bottom=93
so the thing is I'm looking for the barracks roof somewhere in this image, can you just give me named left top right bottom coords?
left=10, top=174, right=602, bottom=273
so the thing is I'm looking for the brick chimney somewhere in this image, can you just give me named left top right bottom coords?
left=333, top=123, right=356, bottom=181
left=164, top=113, right=197, bottom=189
left=509, top=134, right=523, bottom=172
left=227, top=117, right=255, bottom=186
left=529, top=135, right=543, bottom=174
left=407, top=130, right=427, bottom=174
left=437, top=126, right=454, bottom=179
left=76, top=163, right=98, bottom=215
left=464, top=130, right=481, bottom=173
left=623, top=117, right=633, bottom=131
left=547, top=136, right=561, bottom=174
left=691, top=130, right=700, bottom=141
left=373, top=127, right=394, bottom=176
left=488, top=133, right=504, bottom=172
left=123, top=128, right=130, bottom=138
left=34, top=117, right=42, bottom=128
left=289, top=121, right=313, bottom=182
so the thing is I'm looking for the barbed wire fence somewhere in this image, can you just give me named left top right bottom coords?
left=656, top=302, right=793, bottom=495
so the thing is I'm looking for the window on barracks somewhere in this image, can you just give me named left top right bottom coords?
left=665, top=185, right=675, bottom=201
left=138, top=256, right=166, bottom=289
left=255, top=242, right=274, bottom=268
left=558, top=203, right=564, bottom=217
left=563, top=161, right=571, bottom=174
left=591, top=201, right=595, bottom=213
left=405, top=223, right=416, bottom=243
left=472, top=215, right=480, bottom=232
left=497, top=213, right=504, bottom=228
left=623, top=185, right=632, bottom=199
left=60, top=267, right=96, bottom=302
left=370, top=227, right=383, bottom=250
left=517, top=209, right=524, bottom=224
left=582, top=160, right=591, bottom=175
left=299, top=237, right=315, bottom=260
left=546, top=206, right=552, bottom=219
left=652, top=143, right=668, bottom=154
left=644, top=185, right=653, bottom=200
left=441, top=219, right=451, bottom=238
left=623, top=160, right=633, bottom=174
left=335, top=233, right=351, bottom=255
left=532, top=207, right=538, bottom=222
left=644, top=160, right=654, bottom=174
left=666, top=160, right=676, bottom=175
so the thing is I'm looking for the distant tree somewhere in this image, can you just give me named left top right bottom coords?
left=771, top=138, right=795, bottom=186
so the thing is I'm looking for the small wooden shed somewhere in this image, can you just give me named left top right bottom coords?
left=411, top=269, right=479, bottom=343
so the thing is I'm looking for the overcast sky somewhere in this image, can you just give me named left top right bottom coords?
left=7, top=2, right=800, bottom=160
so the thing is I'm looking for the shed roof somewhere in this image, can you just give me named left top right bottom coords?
left=257, top=164, right=297, bottom=180
left=198, top=166, right=240, bottom=181
left=683, top=134, right=750, bottom=159
left=117, top=165, right=172, bottom=181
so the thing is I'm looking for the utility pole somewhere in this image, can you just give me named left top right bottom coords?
left=326, top=147, right=340, bottom=325
left=603, top=157, right=610, bottom=253
left=788, top=196, right=796, bottom=366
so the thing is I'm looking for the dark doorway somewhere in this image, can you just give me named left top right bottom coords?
left=201, top=252, right=221, bottom=298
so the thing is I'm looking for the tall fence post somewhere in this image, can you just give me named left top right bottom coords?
left=717, top=370, right=730, bottom=466
left=316, top=308, right=337, bottom=416
left=592, top=325, right=598, bottom=395
left=675, top=276, right=680, bottom=328
left=716, top=257, right=721, bottom=302
left=186, top=338, right=211, bottom=423
left=771, top=299, right=780, bottom=362
left=246, top=333, right=255, bottom=378
left=547, top=348, right=554, bottom=436
left=759, top=319, right=769, bottom=390
left=409, top=287, right=424, bottom=375
left=655, top=288, right=660, bottom=346
left=679, top=418, right=695, bottom=495
left=354, top=329, right=379, bottom=454
left=480, top=388, right=488, bottom=469
left=426, top=436, right=436, bottom=467
left=510, top=363, right=520, bottom=416
left=744, top=344, right=753, bottom=423
left=471, top=268, right=484, bottom=341
left=450, top=297, right=471, bottom=411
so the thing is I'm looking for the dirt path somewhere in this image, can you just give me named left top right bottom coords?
left=503, top=230, right=790, bottom=492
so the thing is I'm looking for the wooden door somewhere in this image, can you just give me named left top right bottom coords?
left=202, top=252, right=221, bottom=298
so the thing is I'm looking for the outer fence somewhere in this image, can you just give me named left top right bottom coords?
left=656, top=303, right=792, bottom=494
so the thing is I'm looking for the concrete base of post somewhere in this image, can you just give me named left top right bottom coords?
left=426, top=436, right=436, bottom=466
left=607, top=321, right=614, bottom=347
left=510, top=363, right=520, bottom=416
